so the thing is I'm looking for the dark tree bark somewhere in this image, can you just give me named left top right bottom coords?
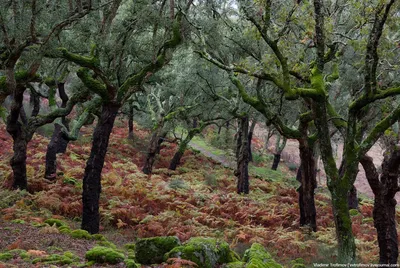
left=347, top=185, right=358, bottom=210
left=360, top=150, right=400, bottom=264
left=297, top=138, right=317, bottom=231
left=45, top=83, right=70, bottom=179
left=128, top=112, right=134, bottom=139
left=248, top=120, right=256, bottom=162
left=235, top=116, right=249, bottom=194
left=82, top=102, right=119, bottom=234
left=271, top=154, right=281, bottom=170
left=142, top=126, right=167, bottom=174
left=45, top=123, right=69, bottom=180
left=7, top=87, right=28, bottom=190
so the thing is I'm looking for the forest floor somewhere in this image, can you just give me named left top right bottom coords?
left=0, top=120, right=399, bottom=267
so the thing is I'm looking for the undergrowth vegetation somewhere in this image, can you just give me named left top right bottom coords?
left=0, top=120, right=398, bottom=266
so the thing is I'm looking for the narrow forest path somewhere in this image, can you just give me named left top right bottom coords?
left=188, top=141, right=235, bottom=169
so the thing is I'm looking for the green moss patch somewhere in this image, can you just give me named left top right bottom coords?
left=125, top=258, right=141, bottom=268
left=44, top=218, right=68, bottom=227
left=32, top=251, right=79, bottom=265
left=243, top=243, right=282, bottom=268
left=71, top=229, right=92, bottom=239
left=135, top=236, right=181, bottom=264
left=85, top=246, right=124, bottom=264
left=0, top=253, right=13, bottom=261
left=164, top=237, right=235, bottom=268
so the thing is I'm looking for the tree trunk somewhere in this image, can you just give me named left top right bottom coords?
left=331, top=187, right=356, bottom=262
left=236, top=116, right=249, bottom=194
left=44, top=83, right=70, bottom=179
left=298, top=139, right=317, bottom=231
left=7, top=87, right=28, bottom=190
left=347, top=185, right=358, bottom=210
left=45, top=123, right=69, bottom=180
left=142, top=127, right=167, bottom=174
left=248, top=120, right=256, bottom=162
left=169, top=140, right=189, bottom=171
left=81, top=102, right=119, bottom=234
left=128, top=112, right=134, bottom=139
left=271, top=154, right=281, bottom=170
left=361, top=151, right=400, bottom=264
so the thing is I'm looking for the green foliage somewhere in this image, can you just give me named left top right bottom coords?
left=349, top=209, right=360, bottom=217
left=58, top=226, right=71, bottom=234
left=164, top=237, right=235, bottom=268
left=135, top=236, right=181, bottom=264
left=204, top=173, right=218, bottom=188
left=290, top=258, right=306, bottom=268
left=70, top=229, right=92, bottom=239
left=243, top=243, right=282, bottom=268
left=92, top=234, right=106, bottom=241
left=85, top=246, right=124, bottom=264
left=0, top=253, right=13, bottom=261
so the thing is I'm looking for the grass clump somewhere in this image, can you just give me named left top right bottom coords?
left=85, top=246, right=124, bottom=264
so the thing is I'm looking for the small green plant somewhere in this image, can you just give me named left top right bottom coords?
left=71, top=229, right=92, bottom=239
left=252, top=153, right=264, bottom=165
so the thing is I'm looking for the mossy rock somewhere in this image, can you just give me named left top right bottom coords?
left=125, top=259, right=141, bottom=268
left=71, top=229, right=92, bottom=239
left=85, top=246, right=124, bottom=264
left=97, top=240, right=117, bottom=249
left=135, top=236, right=181, bottom=264
left=349, top=209, right=359, bottom=216
left=243, top=243, right=282, bottom=268
left=0, top=253, right=13, bottom=261
left=124, top=243, right=136, bottom=251
left=45, top=218, right=68, bottom=227
left=226, top=261, right=246, bottom=268
left=164, top=237, right=235, bottom=268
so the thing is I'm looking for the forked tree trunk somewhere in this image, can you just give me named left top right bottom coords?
left=339, top=160, right=359, bottom=210
left=142, top=127, right=167, bottom=174
left=45, top=123, right=69, bottom=180
left=45, top=83, right=70, bottom=179
left=361, top=150, right=400, bottom=264
left=81, top=102, right=119, bottom=234
left=235, top=116, right=249, bottom=194
left=297, top=139, right=317, bottom=231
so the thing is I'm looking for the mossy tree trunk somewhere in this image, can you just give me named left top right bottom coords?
left=235, top=115, right=250, bottom=194
left=128, top=101, right=134, bottom=139
left=142, top=124, right=168, bottom=175
left=360, top=150, right=400, bottom=264
left=82, top=102, right=120, bottom=234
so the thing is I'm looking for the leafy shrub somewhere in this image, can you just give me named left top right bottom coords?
left=252, top=153, right=264, bottom=165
